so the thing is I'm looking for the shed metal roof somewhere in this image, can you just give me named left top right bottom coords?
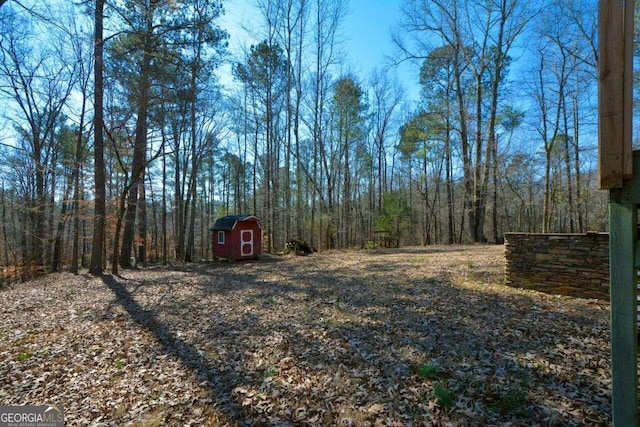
left=212, top=215, right=260, bottom=231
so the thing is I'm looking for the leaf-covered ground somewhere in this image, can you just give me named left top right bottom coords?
left=0, top=245, right=612, bottom=426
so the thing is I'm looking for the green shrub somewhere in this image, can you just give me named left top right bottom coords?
left=15, top=351, right=31, bottom=361
left=416, top=362, right=443, bottom=379
left=432, top=382, right=454, bottom=409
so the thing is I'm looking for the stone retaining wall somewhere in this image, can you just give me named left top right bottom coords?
left=504, top=232, right=609, bottom=300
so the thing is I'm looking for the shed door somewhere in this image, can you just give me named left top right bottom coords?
left=240, top=229, right=253, bottom=257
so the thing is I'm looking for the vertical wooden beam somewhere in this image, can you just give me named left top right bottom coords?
left=623, top=0, right=634, bottom=179
left=598, top=0, right=626, bottom=188
left=609, top=185, right=638, bottom=426
left=600, top=0, right=638, bottom=422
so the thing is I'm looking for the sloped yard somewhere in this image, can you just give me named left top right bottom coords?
left=0, top=245, right=611, bottom=425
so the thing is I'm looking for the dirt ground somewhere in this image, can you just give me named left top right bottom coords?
left=0, top=245, right=612, bottom=426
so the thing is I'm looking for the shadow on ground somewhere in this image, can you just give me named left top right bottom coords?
left=98, top=246, right=610, bottom=425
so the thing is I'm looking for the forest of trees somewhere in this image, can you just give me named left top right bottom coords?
left=0, top=0, right=618, bottom=276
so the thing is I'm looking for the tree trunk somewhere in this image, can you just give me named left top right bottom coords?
left=137, top=169, right=147, bottom=266
left=2, top=184, right=10, bottom=267
left=147, top=172, right=158, bottom=263
left=572, top=96, right=583, bottom=232
left=111, top=188, right=129, bottom=275
left=543, top=149, right=552, bottom=233
left=185, top=57, right=199, bottom=263
left=491, top=137, right=500, bottom=243
left=162, top=139, right=168, bottom=264
left=89, top=0, right=105, bottom=275
left=562, top=107, right=575, bottom=233
left=173, top=131, right=184, bottom=261
left=71, top=103, right=87, bottom=274
left=445, top=119, right=454, bottom=244
left=119, top=45, right=152, bottom=268
left=185, top=171, right=197, bottom=262
left=51, top=176, right=73, bottom=272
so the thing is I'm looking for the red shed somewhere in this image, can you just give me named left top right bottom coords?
left=211, top=215, right=262, bottom=261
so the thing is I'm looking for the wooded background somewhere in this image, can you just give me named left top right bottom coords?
left=0, top=0, right=618, bottom=274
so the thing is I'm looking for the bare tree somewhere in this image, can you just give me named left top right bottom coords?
left=89, top=0, right=105, bottom=275
left=311, top=0, right=346, bottom=249
left=0, top=6, right=76, bottom=265
left=528, top=0, right=590, bottom=233
left=114, top=0, right=156, bottom=269
left=235, top=41, right=288, bottom=252
left=396, top=0, right=535, bottom=242
left=182, top=0, right=227, bottom=262
left=67, top=10, right=93, bottom=274
left=259, top=0, right=310, bottom=244
left=369, top=69, right=404, bottom=236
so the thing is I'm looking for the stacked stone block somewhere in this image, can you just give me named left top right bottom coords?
left=504, top=232, right=609, bottom=300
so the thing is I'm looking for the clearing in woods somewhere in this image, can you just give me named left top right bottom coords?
left=0, top=245, right=611, bottom=425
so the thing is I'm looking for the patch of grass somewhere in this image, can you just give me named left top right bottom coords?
left=517, top=370, right=531, bottom=388
left=416, top=362, right=444, bottom=379
left=533, top=362, right=549, bottom=375
left=15, top=351, right=31, bottom=361
left=171, top=300, right=184, bottom=310
left=408, top=402, right=427, bottom=419
left=262, top=366, right=277, bottom=379
left=115, top=358, right=124, bottom=370
left=503, top=391, right=528, bottom=415
left=432, top=382, right=454, bottom=409
left=265, top=295, right=277, bottom=305
left=465, top=260, right=474, bottom=269
left=470, top=379, right=487, bottom=395
left=488, top=391, right=528, bottom=417
left=0, top=331, right=5, bottom=339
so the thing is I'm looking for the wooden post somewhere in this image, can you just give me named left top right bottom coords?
left=609, top=186, right=638, bottom=426
left=599, top=0, right=638, bottom=424
left=622, top=0, right=633, bottom=179
left=598, top=0, right=633, bottom=188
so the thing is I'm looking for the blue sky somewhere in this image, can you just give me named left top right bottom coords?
left=218, top=0, right=420, bottom=101
left=342, top=0, right=404, bottom=74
